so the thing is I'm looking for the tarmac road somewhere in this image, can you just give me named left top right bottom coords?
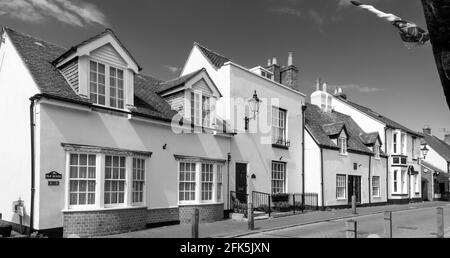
left=241, top=205, right=450, bottom=238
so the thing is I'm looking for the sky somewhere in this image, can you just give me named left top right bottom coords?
left=1, top=0, right=449, bottom=140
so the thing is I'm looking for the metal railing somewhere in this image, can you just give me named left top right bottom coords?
left=252, top=191, right=272, bottom=216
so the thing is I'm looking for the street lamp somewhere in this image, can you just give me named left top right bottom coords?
left=421, top=144, right=429, bottom=159
left=245, top=91, right=262, bottom=130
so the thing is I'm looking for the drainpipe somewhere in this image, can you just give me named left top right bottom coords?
left=301, top=104, right=306, bottom=206
left=227, top=152, right=231, bottom=210
left=384, top=127, right=389, bottom=203
left=368, top=155, right=372, bottom=205
left=29, top=98, right=36, bottom=235
left=320, top=148, right=324, bottom=210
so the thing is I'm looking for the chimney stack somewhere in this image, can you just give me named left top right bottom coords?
left=266, top=57, right=281, bottom=83
left=334, top=87, right=347, bottom=100
left=423, top=126, right=431, bottom=135
left=444, top=134, right=450, bottom=145
left=272, top=57, right=277, bottom=65
left=267, top=59, right=272, bottom=66
left=280, top=52, right=299, bottom=91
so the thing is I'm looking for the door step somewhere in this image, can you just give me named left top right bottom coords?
left=229, top=211, right=269, bottom=221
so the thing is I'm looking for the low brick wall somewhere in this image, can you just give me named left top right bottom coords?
left=62, top=207, right=147, bottom=238
left=179, top=203, right=224, bottom=224
left=147, top=207, right=179, bottom=225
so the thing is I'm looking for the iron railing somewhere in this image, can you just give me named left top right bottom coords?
left=252, top=191, right=272, bottom=216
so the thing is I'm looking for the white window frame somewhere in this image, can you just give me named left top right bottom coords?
left=338, top=137, right=348, bottom=155
left=271, top=161, right=286, bottom=194
left=414, top=174, right=419, bottom=193
left=88, top=59, right=127, bottom=110
left=68, top=153, right=97, bottom=209
left=272, top=107, right=287, bottom=144
left=393, top=169, right=399, bottom=194
left=104, top=155, right=127, bottom=208
left=401, top=132, right=407, bottom=155
left=393, top=132, right=398, bottom=154
left=109, top=66, right=125, bottom=109
left=216, top=164, right=223, bottom=202
left=201, top=163, right=214, bottom=202
left=401, top=169, right=407, bottom=194
left=336, top=174, right=346, bottom=200
left=178, top=162, right=197, bottom=204
left=178, top=160, right=223, bottom=205
left=372, top=176, right=380, bottom=198
left=374, top=143, right=381, bottom=160
left=64, top=152, right=149, bottom=211
left=132, top=158, right=146, bottom=205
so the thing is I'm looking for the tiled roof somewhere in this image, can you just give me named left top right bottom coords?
left=194, top=42, right=230, bottom=69
left=322, top=122, right=345, bottom=136
left=421, top=160, right=447, bottom=174
left=5, top=27, right=174, bottom=121
left=359, top=132, right=380, bottom=145
left=154, top=69, right=204, bottom=94
left=305, top=103, right=378, bottom=155
left=52, top=28, right=142, bottom=71
left=334, top=95, right=423, bottom=137
left=423, top=133, right=450, bottom=161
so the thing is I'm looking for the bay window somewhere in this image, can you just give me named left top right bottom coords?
left=272, top=162, right=286, bottom=194
left=178, top=159, right=225, bottom=204
left=336, top=175, right=346, bottom=199
left=89, top=60, right=125, bottom=109
left=64, top=144, right=151, bottom=210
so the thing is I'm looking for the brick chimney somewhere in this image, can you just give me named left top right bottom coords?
left=266, top=57, right=281, bottom=83
left=444, top=134, right=450, bottom=145
left=423, top=126, right=431, bottom=135
left=280, top=52, right=299, bottom=91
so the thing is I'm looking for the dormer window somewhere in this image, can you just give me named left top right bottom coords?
left=89, top=61, right=125, bottom=109
left=338, top=136, right=348, bottom=155
left=190, top=91, right=213, bottom=128
left=374, top=143, right=381, bottom=159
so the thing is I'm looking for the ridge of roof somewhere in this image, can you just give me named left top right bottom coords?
left=155, top=68, right=205, bottom=94
left=194, top=42, right=231, bottom=69
left=423, top=133, right=450, bottom=161
left=334, top=95, right=422, bottom=137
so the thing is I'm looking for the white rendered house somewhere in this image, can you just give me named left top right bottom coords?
left=0, top=27, right=234, bottom=237
left=311, top=84, right=424, bottom=204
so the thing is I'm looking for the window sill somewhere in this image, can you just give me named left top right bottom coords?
left=272, top=144, right=289, bottom=150
left=178, top=202, right=224, bottom=207
left=62, top=205, right=147, bottom=213
left=391, top=194, right=408, bottom=197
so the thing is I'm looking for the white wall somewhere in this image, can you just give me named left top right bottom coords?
left=423, top=146, right=448, bottom=173
left=0, top=31, right=40, bottom=227
left=304, top=131, right=322, bottom=205
left=36, top=102, right=231, bottom=230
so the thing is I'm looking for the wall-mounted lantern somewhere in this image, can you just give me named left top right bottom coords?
left=245, top=91, right=262, bottom=131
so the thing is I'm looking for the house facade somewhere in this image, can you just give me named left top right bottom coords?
left=420, top=127, right=450, bottom=201
left=181, top=45, right=306, bottom=201
left=305, top=95, right=388, bottom=209
left=0, top=27, right=235, bottom=237
left=311, top=85, right=424, bottom=204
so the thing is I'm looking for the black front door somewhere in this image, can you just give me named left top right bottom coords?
left=235, top=163, right=247, bottom=203
left=348, top=175, right=361, bottom=204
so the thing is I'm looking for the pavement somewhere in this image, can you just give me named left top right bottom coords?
left=103, top=201, right=449, bottom=238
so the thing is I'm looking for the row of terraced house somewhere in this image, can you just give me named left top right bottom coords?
left=0, top=27, right=448, bottom=237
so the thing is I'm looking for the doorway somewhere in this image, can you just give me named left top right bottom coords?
left=348, top=175, right=361, bottom=204
left=235, top=163, right=247, bottom=203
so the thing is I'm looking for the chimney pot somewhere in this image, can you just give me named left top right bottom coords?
left=288, top=52, right=293, bottom=66
left=267, top=59, right=272, bottom=66
left=323, top=82, right=327, bottom=92
left=444, top=134, right=450, bottom=146
left=338, top=88, right=342, bottom=93
left=272, top=57, right=277, bottom=65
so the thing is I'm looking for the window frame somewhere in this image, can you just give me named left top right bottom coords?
left=336, top=174, right=346, bottom=200
left=64, top=151, right=149, bottom=211
left=372, top=176, right=380, bottom=198
left=132, top=158, right=146, bottom=205
left=271, top=161, right=286, bottom=194
left=374, top=143, right=381, bottom=160
left=338, top=137, right=348, bottom=155
left=178, top=161, right=197, bottom=204
left=68, top=153, right=97, bottom=209
left=393, top=169, right=399, bottom=193
left=88, top=58, right=127, bottom=110
left=271, top=106, right=287, bottom=145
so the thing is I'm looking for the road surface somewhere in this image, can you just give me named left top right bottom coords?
left=241, top=205, right=450, bottom=238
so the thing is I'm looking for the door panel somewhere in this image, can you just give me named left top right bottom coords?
left=348, top=176, right=361, bottom=204
left=235, top=163, right=247, bottom=203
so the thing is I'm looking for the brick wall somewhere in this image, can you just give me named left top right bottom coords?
left=62, top=207, right=147, bottom=238
left=179, top=204, right=224, bottom=224
left=147, top=207, right=179, bottom=225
